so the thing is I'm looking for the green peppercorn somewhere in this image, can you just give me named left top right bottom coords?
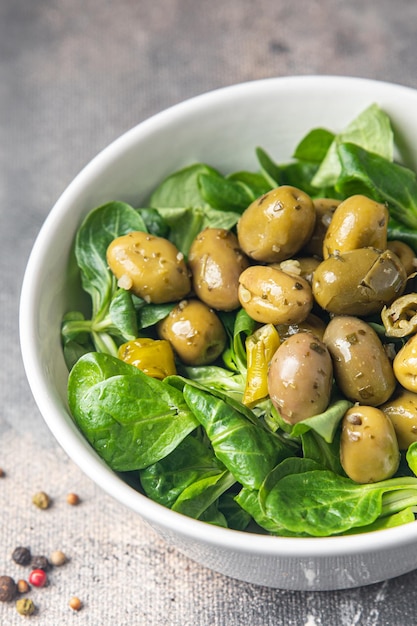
left=16, top=597, right=35, bottom=616
left=0, top=575, right=17, bottom=602
left=12, top=546, right=32, bottom=566
left=32, top=491, right=51, bottom=509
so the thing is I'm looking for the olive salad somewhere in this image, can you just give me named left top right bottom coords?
left=62, top=104, right=417, bottom=537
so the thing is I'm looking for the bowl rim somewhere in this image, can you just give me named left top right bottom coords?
left=19, top=74, right=417, bottom=559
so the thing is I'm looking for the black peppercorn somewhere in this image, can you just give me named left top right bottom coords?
left=31, top=555, right=51, bottom=571
left=12, top=546, right=32, bottom=566
left=0, top=575, right=17, bottom=602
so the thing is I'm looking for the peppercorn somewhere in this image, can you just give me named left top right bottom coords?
left=17, top=579, right=30, bottom=594
left=50, top=550, right=67, bottom=566
left=12, top=546, right=32, bottom=566
left=32, top=491, right=51, bottom=509
left=28, top=569, right=47, bottom=588
left=16, top=597, right=35, bottom=616
left=0, top=468, right=5, bottom=477
left=0, top=575, right=17, bottom=602
left=66, top=492, right=80, bottom=506
left=31, top=555, right=50, bottom=571
left=69, top=596, right=82, bottom=611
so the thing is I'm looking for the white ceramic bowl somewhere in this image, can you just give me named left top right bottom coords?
left=20, top=76, right=417, bottom=591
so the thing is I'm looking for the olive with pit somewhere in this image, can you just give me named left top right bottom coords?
left=387, top=240, right=416, bottom=275
left=238, top=265, right=313, bottom=325
left=312, top=247, right=407, bottom=316
left=393, top=333, right=417, bottom=392
left=322, top=194, right=389, bottom=259
left=340, top=405, right=400, bottom=483
left=323, top=315, right=396, bottom=406
left=381, top=387, right=417, bottom=449
left=188, top=228, right=250, bottom=311
left=267, top=331, right=333, bottom=424
left=157, top=299, right=226, bottom=366
left=107, top=231, right=191, bottom=303
left=237, top=185, right=316, bottom=263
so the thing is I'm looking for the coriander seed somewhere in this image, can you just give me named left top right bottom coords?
left=50, top=550, right=67, bottom=566
left=16, top=597, right=35, bottom=616
left=0, top=575, right=17, bottom=602
left=69, top=596, right=82, bottom=611
left=17, top=579, right=30, bottom=594
left=32, top=491, right=51, bottom=509
left=12, top=546, right=32, bottom=566
left=66, top=492, right=80, bottom=506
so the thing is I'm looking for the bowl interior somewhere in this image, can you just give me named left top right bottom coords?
left=19, top=75, right=417, bottom=588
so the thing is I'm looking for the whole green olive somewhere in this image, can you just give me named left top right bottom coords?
left=387, top=240, right=416, bottom=275
left=267, top=331, right=333, bottom=424
left=340, top=405, right=400, bottom=483
left=237, top=186, right=316, bottom=263
left=312, top=247, right=407, bottom=316
left=302, top=197, right=340, bottom=258
left=393, top=333, right=417, bottom=392
left=275, top=312, right=327, bottom=342
left=188, top=228, right=250, bottom=311
left=322, top=194, right=388, bottom=259
left=323, top=315, right=396, bottom=406
left=107, top=231, right=191, bottom=303
left=238, top=265, right=313, bottom=325
left=381, top=387, right=417, bottom=449
left=157, top=299, right=226, bottom=366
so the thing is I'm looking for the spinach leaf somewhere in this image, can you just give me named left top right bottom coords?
left=68, top=352, right=198, bottom=471
left=140, top=433, right=225, bottom=508
left=137, top=207, right=170, bottom=238
left=150, top=163, right=220, bottom=209
left=312, top=103, right=394, bottom=188
left=154, top=205, right=241, bottom=257
left=290, top=394, right=352, bottom=443
left=227, top=170, right=271, bottom=199
left=293, top=128, right=335, bottom=163
left=263, top=469, right=417, bottom=536
left=183, top=384, right=293, bottom=490
left=172, top=470, right=236, bottom=519
left=336, top=142, right=417, bottom=230
left=75, top=201, right=147, bottom=316
left=198, top=171, right=255, bottom=212
left=217, top=492, right=252, bottom=531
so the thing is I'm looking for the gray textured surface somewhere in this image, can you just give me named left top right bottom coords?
left=2, top=0, right=417, bottom=623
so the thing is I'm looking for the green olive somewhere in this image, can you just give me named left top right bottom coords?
left=157, top=299, right=226, bottom=366
left=237, top=186, right=316, bottom=263
left=393, top=334, right=417, bottom=392
left=302, top=197, right=341, bottom=258
left=340, top=405, right=400, bottom=483
left=267, top=331, right=333, bottom=424
left=107, top=231, right=191, bottom=303
left=323, top=315, right=396, bottom=405
left=381, top=387, right=417, bottom=449
left=323, top=194, right=388, bottom=259
left=188, top=228, right=250, bottom=311
left=312, top=247, right=407, bottom=316
left=275, top=312, right=327, bottom=342
left=387, top=240, right=416, bottom=275
left=238, top=265, right=313, bottom=325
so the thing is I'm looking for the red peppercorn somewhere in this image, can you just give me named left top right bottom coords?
left=28, top=569, right=47, bottom=588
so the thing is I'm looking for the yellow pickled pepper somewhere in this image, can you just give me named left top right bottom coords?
left=118, top=337, right=176, bottom=379
left=242, top=323, right=280, bottom=407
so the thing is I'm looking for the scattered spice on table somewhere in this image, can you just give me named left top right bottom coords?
left=15, top=597, right=35, bottom=616
left=0, top=575, right=17, bottom=602
left=31, top=554, right=50, bottom=571
left=28, top=569, right=47, bottom=588
left=66, top=492, right=80, bottom=506
left=32, top=490, right=51, bottom=509
left=12, top=546, right=32, bottom=566
left=69, top=596, right=82, bottom=611
left=50, top=550, right=67, bottom=566
left=17, top=579, right=30, bottom=594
